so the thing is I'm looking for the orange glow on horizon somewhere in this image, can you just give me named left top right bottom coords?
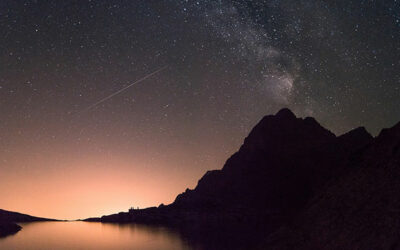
left=0, top=112, right=241, bottom=220
left=0, top=155, right=207, bottom=220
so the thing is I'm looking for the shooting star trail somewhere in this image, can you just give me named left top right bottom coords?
left=76, top=66, right=168, bottom=115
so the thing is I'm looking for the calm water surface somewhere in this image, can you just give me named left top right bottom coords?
left=0, top=221, right=193, bottom=250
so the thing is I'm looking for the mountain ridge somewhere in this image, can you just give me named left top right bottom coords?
left=84, top=108, right=389, bottom=249
left=84, top=109, right=375, bottom=222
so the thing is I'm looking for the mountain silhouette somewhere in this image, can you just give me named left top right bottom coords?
left=171, top=108, right=372, bottom=224
left=82, top=108, right=400, bottom=248
left=0, top=209, right=57, bottom=238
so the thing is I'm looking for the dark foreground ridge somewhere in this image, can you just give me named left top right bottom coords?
left=0, top=209, right=58, bottom=238
left=83, top=108, right=400, bottom=249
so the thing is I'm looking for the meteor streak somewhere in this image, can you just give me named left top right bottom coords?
left=77, top=66, right=168, bottom=114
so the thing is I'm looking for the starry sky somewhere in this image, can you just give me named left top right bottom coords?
left=1, top=0, right=399, bottom=219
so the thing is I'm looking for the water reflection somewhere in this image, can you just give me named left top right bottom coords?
left=0, top=222, right=191, bottom=250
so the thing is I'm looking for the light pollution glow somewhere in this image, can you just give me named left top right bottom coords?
left=1, top=156, right=205, bottom=220
left=0, top=115, right=241, bottom=220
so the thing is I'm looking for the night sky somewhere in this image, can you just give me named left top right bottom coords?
left=1, top=0, right=399, bottom=219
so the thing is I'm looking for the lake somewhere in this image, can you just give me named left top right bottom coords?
left=0, top=221, right=193, bottom=250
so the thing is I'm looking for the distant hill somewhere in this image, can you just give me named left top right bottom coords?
left=0, top=209, right=57, bottom=238
left=0, top=209, right=57, bottom=223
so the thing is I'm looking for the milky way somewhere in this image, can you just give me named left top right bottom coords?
left=0, top=0, right=399, bottom=219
